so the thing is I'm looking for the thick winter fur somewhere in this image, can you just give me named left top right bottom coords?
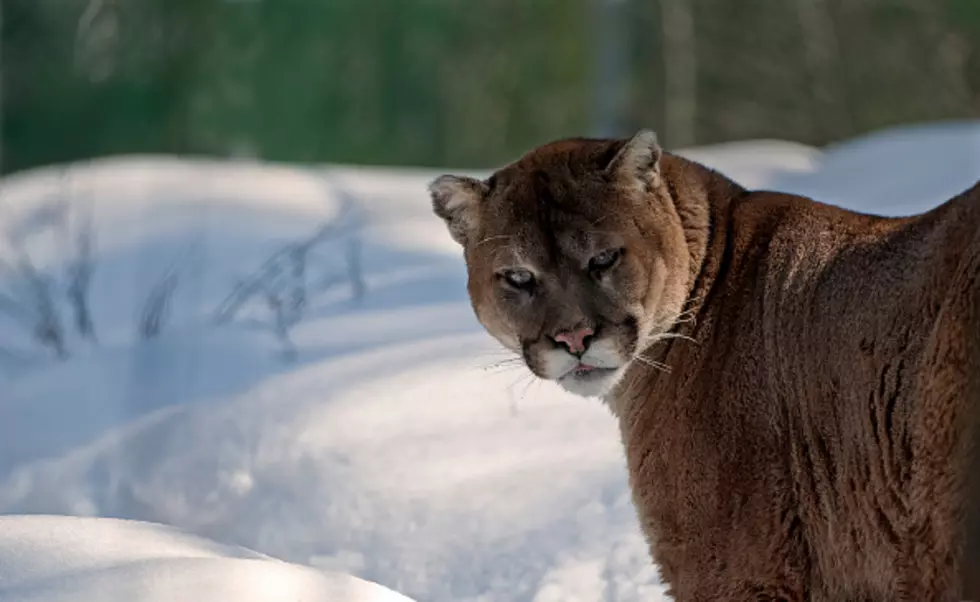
left=430, top=131, right=980, bottom=601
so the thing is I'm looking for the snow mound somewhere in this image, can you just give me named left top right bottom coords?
left=0, top=515, right=415, bottom=602
left=675, top=139, right=822, bottom=190
left=772, top=120, right=980, bottom=215
left=0, top=121, right=977, bottom=601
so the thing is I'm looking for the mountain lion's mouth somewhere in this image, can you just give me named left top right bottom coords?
left=562, top=364, right=616, bottom=381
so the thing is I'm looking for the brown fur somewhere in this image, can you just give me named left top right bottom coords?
left=430, top=132, right=980, bottom=601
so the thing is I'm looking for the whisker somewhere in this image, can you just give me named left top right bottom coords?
left=507, top=372, right=538, bottom=414
left=650, top=331, right=698, bottom=345
left=519, top=375, right=537, bottom=401
left=523, top=375, right=549, bottom=406
left=633, top=355, right=672, bottom=374
left=486, top=357, right=524, bottom=365
left=680, top=293, right=705, bottom=310
left=504, top=371, right=537, bottom=412
left=480, top=367, right=525, bottom=377
left=474, top=353, right=520, bottom=362
left=638, top=302, right=703, bottom=347
left=477, top=345, right=518, bottom=354
left=475, top=235, right=512, bottom=248
left=505, top=371, right=531, bottom=392
left=473, top=345, right=523, bottom=359
left=480, top=358, right=525, bottom=372
left=673, top=308, right=699, bottom=322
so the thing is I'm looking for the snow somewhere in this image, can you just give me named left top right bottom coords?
left=0, top=514, right=415, bottom=601
left=0, top=122, right=977, bottom=601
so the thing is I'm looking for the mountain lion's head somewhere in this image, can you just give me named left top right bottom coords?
left=429, top=131, right=699, bottom=398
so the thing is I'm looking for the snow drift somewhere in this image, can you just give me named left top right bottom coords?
left=0, top=121, right=976, bottom=600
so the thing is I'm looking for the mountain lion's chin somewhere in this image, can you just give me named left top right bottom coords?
left=557, top=367, right=621, bottom=398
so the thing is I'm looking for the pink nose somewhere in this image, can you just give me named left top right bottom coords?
left=553, top=327, right=594, bottom=355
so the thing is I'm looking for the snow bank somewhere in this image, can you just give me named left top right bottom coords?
left=0, top=515, right=414, bottom=602
left=0, top=121, right=976, bottom=601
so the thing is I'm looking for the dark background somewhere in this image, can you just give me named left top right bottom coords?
left=4, top=0, right=979, bottom=175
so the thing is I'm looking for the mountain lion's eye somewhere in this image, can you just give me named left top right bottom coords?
left=501, top=268, right=535, bottom=290
left=588, top=248, right=622, bottom=272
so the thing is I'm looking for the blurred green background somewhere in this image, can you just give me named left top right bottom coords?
left=3, top=0, right=979, bottom=175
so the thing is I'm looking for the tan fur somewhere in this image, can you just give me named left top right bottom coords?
left=430, top=131, right=980, bottom=601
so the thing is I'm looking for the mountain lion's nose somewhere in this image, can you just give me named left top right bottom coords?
left=553, top=327, right=595, bottom=356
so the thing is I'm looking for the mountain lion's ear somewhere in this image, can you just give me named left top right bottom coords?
left=429, top=174, right=488, bottom=246
left=605, top=129, right=662, bottom=193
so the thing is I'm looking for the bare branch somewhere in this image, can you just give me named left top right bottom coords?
left=211, top=177, right=367, bottom=360
left=16, top=256, right=68, bottom=360
left=139, top=271, right=177, bottom=341
left=64, top=175, right=98, bottom=343
left=138, top=249, right=188, bottom=341
left=347, top=238, right=365, bottom=302
left=212, top=186, right=363, bottom=325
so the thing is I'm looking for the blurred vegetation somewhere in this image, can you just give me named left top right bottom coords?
left=2, top=0, right=979, bottom=175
